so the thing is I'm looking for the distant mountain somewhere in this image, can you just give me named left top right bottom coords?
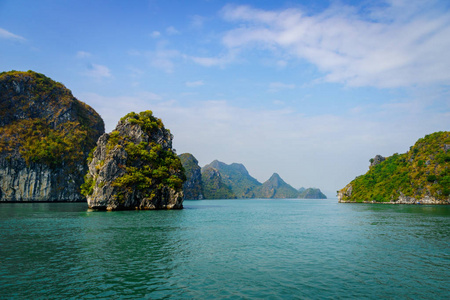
left=299, top=188, right=327, bottom=199
left=178, top=153, right=203, bottom=200
left=255, top=173, right=300, bottom=198
left=201, top=165, right=236, bottom=199
left=179, top=156, right=327, bottom=200
left=203, top=160, right=261, bottom=198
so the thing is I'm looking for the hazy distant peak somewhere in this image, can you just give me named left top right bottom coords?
left=267, top=173, right=284, bottom=184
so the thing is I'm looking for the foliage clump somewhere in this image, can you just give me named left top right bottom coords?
left=339, top=131, right=450, bottom=202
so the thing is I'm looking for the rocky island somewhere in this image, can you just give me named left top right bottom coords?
left=338, top=131, right=450, bottom=204
left=82, top=111, right=185, bottom=210
left=0, top=70, right=104, bottom=202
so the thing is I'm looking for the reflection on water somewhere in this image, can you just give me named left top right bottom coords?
left=0, top=200, right=449, bottom=299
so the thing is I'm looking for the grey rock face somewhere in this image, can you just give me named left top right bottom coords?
left=85, top=112, right=185, bottom=210
left=0, top=157, right=85, bottom=201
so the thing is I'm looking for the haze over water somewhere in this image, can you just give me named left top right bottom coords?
left=1, top=199, right=449, bottom=299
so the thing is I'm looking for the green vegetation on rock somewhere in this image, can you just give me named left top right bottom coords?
left=338, top=131, right=450, bottom=203
left=0, top=70, right=103, bottom=169
left=201, top=166, right=236, bottom=199
left=203, top=160, right=261, bottom=198
left=0, top=70, right=104, bottom=202
left=83, top=110, right=185, bottom=210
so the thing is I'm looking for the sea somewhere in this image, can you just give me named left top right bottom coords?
left=1, top=199, right=449, bottom=299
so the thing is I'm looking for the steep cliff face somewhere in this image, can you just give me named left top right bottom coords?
left=83, top=111, right=185, bottom=210
left=338, top=131, right=450, bottom=204
left=0, top=70, right=104, bottom=201
left=178, top=153, right=203, bottom=200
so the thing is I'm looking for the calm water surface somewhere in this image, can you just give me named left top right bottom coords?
left=1, top=199, right=449, bottom=299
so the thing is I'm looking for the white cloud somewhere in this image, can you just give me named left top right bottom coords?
left=130, top=43, right=180, bottom=73
left=0, top=28, right=25, bottom=41
left=76, top=51, right=92, bottom=58
left=151, top=49, right=179, bottom=72
left=220, top=2, right=450, bottom=88
left=166, top=26, right=180, bottom=35
left=269, top=82, right=295, bottom=92
left=189, top=51, right=238, bottom=67
left=84, top=64, right=111, bottom=78
left=150, top=31, right=161, bottom=38
left=185, top=80, right=204, bottom=87
left=190, top=15, right=206, bottom=28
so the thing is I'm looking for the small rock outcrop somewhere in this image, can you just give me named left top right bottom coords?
left=83, top=111, right=185, bottom=210
left=299, top=187, right=327, bottom=199
left=178, top=153, right=203, bottom=200
left=0, top=70, right=104, bottom=201
left=370, top=155, right=386, bottom=168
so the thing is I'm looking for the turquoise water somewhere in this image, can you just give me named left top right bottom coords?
left=1, top=199, right=449, bottom=299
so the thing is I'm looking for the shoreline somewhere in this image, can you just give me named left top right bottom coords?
left=338, top=200, right=450, bottom=205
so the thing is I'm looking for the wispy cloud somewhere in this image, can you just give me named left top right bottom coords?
left=189, top=51, right=238, bottom=67
left=186, top=80, right=204, bottom=87
left=166, top=26, right=180, bottom=35
left=268, top=82, right=295, bottom=92
left=84, top=64, right=111, bottom=78
left=0, top=28, right=25, bottom=41
left=190, top=15, right=206, bottom=29
left=76, top=51, right=92, bottom=58
left=150, top=31, right=161, bottom=38
left=130, top=42, right=180, bottom=73
left=220, top=2, right=450, bottom=88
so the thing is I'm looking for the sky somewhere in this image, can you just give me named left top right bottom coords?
left=1, top=0, right=449, bottom=197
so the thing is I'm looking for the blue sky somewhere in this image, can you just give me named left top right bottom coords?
left=1, top=0, right=449, bottom=197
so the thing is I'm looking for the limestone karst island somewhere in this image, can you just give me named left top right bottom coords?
left=0, top=70, right=328, bottom=210
left=0, top=70, right=105, bottom=202
left=338, top=131, right=450, bottom=205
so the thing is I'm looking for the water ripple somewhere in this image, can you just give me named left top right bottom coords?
left=0, top=200, right=449, bottom=299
